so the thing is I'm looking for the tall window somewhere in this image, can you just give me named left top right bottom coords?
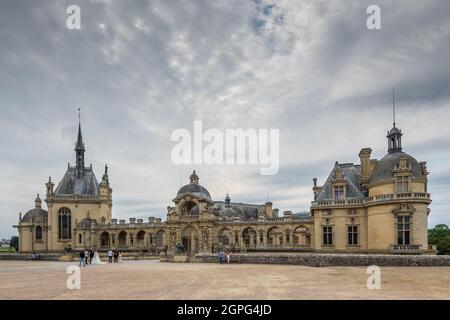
left=347, top=225, right=358, bottom=245
left=396, top=176, right=409, bottom=193
left=397, top=216, right=411, bottom=245
left=323, top=226, right=333, bottom=245
left=78, top=234, right=82, bottom=244
left=58, top=208, right=71, bottom=240
left=333, top=186, right=345, bottom=200
left=35, top=225, right=42, bottom=241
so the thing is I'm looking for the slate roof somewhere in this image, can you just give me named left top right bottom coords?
left=370, top=152, right=423, bottom=183
left=213, top=201, right=265, bottom=220
left=316, top=163, right=365, bottom=201
left=54, top=167, right=100, bottom=196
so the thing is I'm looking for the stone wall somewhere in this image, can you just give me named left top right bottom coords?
left=0, top=253, right=61, bottom=261
left=194, top=253, right=450, bottom=267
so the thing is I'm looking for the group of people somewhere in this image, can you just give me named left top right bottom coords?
left=107, top=249, right=123, bottom=263
left=79, top=248, right=106, bottom=267
left=218, top=249, right=232, bottom=264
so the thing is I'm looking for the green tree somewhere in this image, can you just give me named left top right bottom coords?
left=428, top=224, right=450, bottom=255
left=10, top=236, right=19, bottom=252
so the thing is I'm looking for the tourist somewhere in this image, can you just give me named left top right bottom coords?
left=118, top=250, right=123, bottom=263
left=113, top=250, right=118, bottom=263
left=218, top=250, right=225, bottom=264
left=226, top=249, right=231, bottom=264
left=84, top=249, right=89, bottom=265
left=89, top=248, right=94, bottom=264
left=108, top=249, right=113, bottom=263
left=79, top=250, right=86, bottom=267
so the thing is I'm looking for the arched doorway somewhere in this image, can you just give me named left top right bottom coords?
left=100, top=231, right=110, bottom=248
left=136, top=230, right=146, bottom=247
left=118, top=231, right=127, bottom=248
left=293, top=226, right=310, bottom=246
left=155, top=230, right=166, bottom=248
left=267, top=227, right=283, bottom=248
left=181, top=226, right=199, bottom=254
left=242, top=227, right=257, bottom=249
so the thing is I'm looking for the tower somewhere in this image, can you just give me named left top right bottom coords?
left=75, top=108, right=85, bottom=179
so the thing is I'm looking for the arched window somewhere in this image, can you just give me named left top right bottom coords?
left=58, top=208, right=71, bottom=240
left=118, top=231, right=127, bottom=247
left=100, top=232, right=110, bottom=247
left=78, top=234, right=82, bottom=244
left=155, top=230, right=165, bottom=247
left=136, top=230, right=146, bottom=246
left=35, top=225, right=42, bottom=240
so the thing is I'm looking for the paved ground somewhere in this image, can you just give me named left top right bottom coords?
left=0, top=260, right=449, bottom=300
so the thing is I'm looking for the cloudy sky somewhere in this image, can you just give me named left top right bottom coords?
left=1, top=0, right=449, bottom=238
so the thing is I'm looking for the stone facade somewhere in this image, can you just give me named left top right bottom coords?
left=14, top=118, right=434, bottom=255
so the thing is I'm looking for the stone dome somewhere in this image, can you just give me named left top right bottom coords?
left=176, top=171, right=212, bottom=200
left=22, top=194, right=47, bottom=223
left=22, top=208, right=47, bottom=223
left=370, top=152, right=424, bottom=184
left=177, top=183, right=212, bottom=200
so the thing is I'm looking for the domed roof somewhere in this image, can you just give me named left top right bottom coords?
left=22, top=208, right=47, bottom=223
left=176, top=171, right=212, bottom=200
left=371, top=152, right=423, bottom=184
left=22, top=194, right=47, bottom=223
left=177, top=183, right=211, bottom=200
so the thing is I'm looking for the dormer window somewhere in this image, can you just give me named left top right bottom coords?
left=396, top=176, right=409, bottom=193
left=333, top=185, right=345, bottom=200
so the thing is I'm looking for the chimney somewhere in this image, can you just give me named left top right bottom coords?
left=359, top=148, right=372, bottom=186
left=265, top=201, right=273, bottom=218
left=312, top=178, right=321, bottom=200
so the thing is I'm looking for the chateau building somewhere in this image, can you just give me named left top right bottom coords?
left=15, top=117, right=433, bottom=255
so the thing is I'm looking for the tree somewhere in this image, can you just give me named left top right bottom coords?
left=10, top=236, right=19, bottom=252
left=428, top=224, right=450, bottom=255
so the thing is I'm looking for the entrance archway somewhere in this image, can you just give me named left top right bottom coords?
left=100, top=231, right=110, bottom=248
left=181, top=226, right=199, bottom=254
left=242, top=227, right=257, bottom=248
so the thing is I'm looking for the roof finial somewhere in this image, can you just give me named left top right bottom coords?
left=78, top=107, right=81, bottom=126
left=392, top=87, right=396, bottom=127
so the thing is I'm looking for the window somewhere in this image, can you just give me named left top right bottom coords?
left=397, top=216, right=411, bottom=245
left=396, top=176, right=409, bottom=193
left=58, top=208, right=71, bottom=240
left=323, top=226, right=333, bottom=245
left=35, top=226, right=42, bottom=241
left=347, top=225, right=358, bottom=245
left=78, top=234, right=82, bottom=244
left=333, top=185, right=345, bottom=200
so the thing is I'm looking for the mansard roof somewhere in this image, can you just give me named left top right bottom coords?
left=54, top=166, right=100, bottom=196
left=316, top=163, right=365, bottom=201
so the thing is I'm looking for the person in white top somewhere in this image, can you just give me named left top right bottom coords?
left=108, top=250, right=113, bottom=263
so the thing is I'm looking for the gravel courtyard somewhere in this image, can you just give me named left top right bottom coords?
left=0, top=260, right=449, bottom=300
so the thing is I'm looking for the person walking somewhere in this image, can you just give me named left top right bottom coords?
left=79, top=250, right=86, bottom=267
left=226, top=249, right=231, bottom=264
left=108, top=249, right=113, bottom=263
left=84, top=249, right=89, bottom=265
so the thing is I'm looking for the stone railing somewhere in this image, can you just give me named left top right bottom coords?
left=390, top=244, right=422, bottom=254
left=312, top=193, right=431, bottom=208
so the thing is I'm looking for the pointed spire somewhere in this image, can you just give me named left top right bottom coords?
left=387, top=90, right=403, bottom=153
left=75, top=108, right=86, bottom=178
left=392, top=87, right=396, bottom=127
